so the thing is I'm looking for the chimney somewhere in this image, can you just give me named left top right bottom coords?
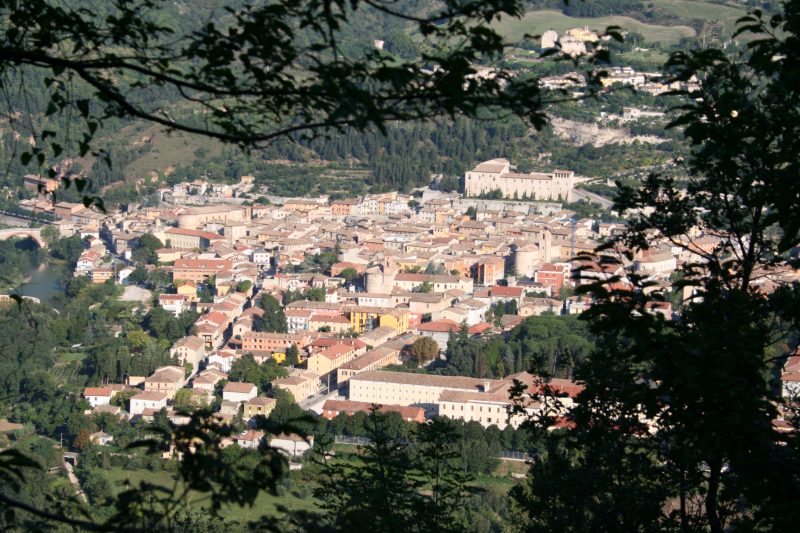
left=482, top=380, right=491, bottom=392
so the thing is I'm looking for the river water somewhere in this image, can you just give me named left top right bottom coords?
left=17, top=262, right=69, bottom=305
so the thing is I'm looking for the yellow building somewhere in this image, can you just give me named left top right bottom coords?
left=378, top=309, right=409, bottom=334
left=176, top=281, right=198, bottom=302
left=243, top=397, right=277, bottom=419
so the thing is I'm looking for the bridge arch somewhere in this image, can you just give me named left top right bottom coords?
left=0, top=228, right=47, bottom=248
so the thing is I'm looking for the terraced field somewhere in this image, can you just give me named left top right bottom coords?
left=492, top=9, right=695, bottom=45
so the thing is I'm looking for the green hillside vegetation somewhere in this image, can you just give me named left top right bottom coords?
left=492, top=9, right=695, bottom=44
left=648, top=0, right=748, bottom=37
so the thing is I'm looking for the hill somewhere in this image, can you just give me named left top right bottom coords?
left=492, top=8, right=695, bottom=44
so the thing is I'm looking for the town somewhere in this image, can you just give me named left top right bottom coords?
left=4, top=150, right=794, bottom=461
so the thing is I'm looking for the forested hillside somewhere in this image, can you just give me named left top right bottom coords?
left=0, top=0, right=696, bottom=201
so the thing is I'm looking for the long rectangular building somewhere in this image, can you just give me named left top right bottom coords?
left=348, top=370, right=506, bottom=412
left=464, top=158, right=574, bottom=201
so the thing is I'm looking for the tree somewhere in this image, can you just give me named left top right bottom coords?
left=256, top=294, right=287, bottom=333
left=39, top=225, right=59, bottom=246
left=465, top=206, right=477, bottom=220
left=410, top=337, right=439, bottom=365
left=413, top=281, right=433, bottom=293
left=339, top=267, right=359, bottom=285
left=72, top=428, right=93, bottom=452
left=132, top=233, right=163, bottom=265
left=234, top=280, right=252, bottom=293
left=313, top=408, right=422, bottom=531
left=172, top=388, right=195, bottom=412
left=511, top=7, right=800, bottom=532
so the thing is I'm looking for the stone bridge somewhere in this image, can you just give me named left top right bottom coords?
left=0, top=227, right=47, bottom=248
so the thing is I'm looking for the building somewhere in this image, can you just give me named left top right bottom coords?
left=534, top=263, right=571, bottom=292
left=241, top=332, right=311, bottom=353
left=336, top=346, right=401, bottom=387
left=177, top=205, right=250, bottom=229
left=172, top=258, right=234, bottom=284
left=268, top=433, right=314, bottom=458
left=273, top=370, right=320, bottom=402
left=91, top=265, right=114, bottom=284
left=84, top=387, right=114, bottom=408
left=475, top=256, right=505, bottom=285
left=321, top=399, right=425, bottom=422
left=23, top=174, right=59, bottom=194
left=223, top=382, right=258, bottom=403
left=416, top=320, right=461, bottom=350
left=464, top=158, right=574, bottom=201
left=143, top=366, right=186, bottom=399
left=164, top=227, right=225, bottom=250
left=158, top=294, right=190, bottom=316
left=169, top=336, right=206, bottom=371
left=129, top=391, right=169, bottom=416
left=243, top=397, right=277, bottom=420
left=349, top=370, right=506, bottom=412
left=234, top=429, right=265, bottom=449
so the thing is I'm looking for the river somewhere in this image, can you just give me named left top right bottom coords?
left=17, top=262, right=70, bottom=305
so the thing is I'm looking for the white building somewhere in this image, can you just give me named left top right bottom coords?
left=464, top=158, right=574, bottom=201
left=222, top=382, right=258, bottom=403
left=129, top=391, right=169, bottom=416
left=84, top=387, right=114, bottom=408
left=268, top=433, right=314, bottom=458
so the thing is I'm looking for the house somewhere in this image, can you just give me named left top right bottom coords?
left=192, top=368, right=227, bottom=392
left=176, top=281, right=198, bottom=300
left=244, top=397, right=277, bottom=420
left=223, top=382, right=258, bottom=402
left=195, top=311, right=230, bottom=349
left=272, top=370, right=320, bottom=402
left=475, top=256, right=505, bottom=285
left=76, top=251, right=102, bottom=274
left=534, top=263, right=570, bottom=292
left=159, top=294, right=190, bottom=316
left=89, top=431, right=114, bottom=446
left=143, top=366, right=186, bottom=399
left=416, top=319, right=461, bottom=350
left=268, top=433, right=314, bottom=458
left=91, top=265, right=115, bottom=284
left=130, top=391, right=169, bottom=416
left=235, top=429, right=265, bottom=449
left=781, top=354, right=800, bottom=401
left=84, top=387, right=114, bottom=407
left=206, top=350, right=239, bottom=373
left=169, top=336, right=206, bottom=371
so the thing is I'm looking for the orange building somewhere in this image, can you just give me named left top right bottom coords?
left=474, top=256, right=505, bottom=285
left=241, top=332, right=311, bottom=353
left=330, top=199, right=360, bottom=216
left=172, top=258, right=233, bottom=284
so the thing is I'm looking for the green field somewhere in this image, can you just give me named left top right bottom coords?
left=492, top=9, right=695, bottom=45
left=649, top=0, right=747, bottom=37
left=103, top=467, right=320, bottom=523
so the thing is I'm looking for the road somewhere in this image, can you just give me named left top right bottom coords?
left=300, top=388, right=345, bottom=414
left=64, top=461, right=87, bottom=503
left=571, top=188, right=615, bottom=210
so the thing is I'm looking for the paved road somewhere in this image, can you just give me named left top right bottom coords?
left=571, top=188, right=615, bottom=210
left=300, top=389, right=345, bottom=414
